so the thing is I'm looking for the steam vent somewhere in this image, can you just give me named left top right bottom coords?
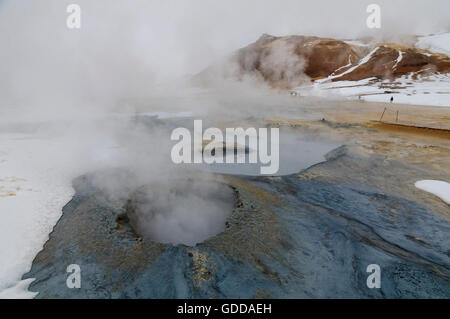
left=24, top=145, right=450, bottom=298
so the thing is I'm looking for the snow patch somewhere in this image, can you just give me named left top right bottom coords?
left=317, top=47, right=380, bottom=83
left=296, top=73, right=450, bottom=107
left=0, top=279, right=38, bottom=299
left=344, top=40, right=370, bottom=47
left=416, top=33, right=450, bottom=56
left=0, top=133, right=77, bottom=298
left=415, top=180, right=450, bottom=205
left=330, top=56, right=352, bottom=76
left=393, top=50, right=403, bottom=70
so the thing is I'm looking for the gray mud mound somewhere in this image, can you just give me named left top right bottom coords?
left=24, top=147, right=450, bottom=298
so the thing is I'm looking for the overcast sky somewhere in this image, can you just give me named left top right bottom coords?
left=0, top=0, right=448, bottom=104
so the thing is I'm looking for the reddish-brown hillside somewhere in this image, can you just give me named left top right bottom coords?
left=196, top=34, right=450, bottom=89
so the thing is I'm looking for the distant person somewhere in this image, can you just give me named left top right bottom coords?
left=390, top=96, right=394, bottom=103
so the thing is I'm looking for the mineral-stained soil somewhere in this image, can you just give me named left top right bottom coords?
left=194, top=34, right=450, bottom=88
left=23, top=101, right=450, bottom=298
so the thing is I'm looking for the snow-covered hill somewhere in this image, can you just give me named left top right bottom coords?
left=296, top=33, right=450, bottom=107
left=416, top=33, right=450, bottom=56
left=199, top=33, right=450, bottom=107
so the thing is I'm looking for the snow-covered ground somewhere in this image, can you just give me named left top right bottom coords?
left=416, top=33, right=450, bottom=56
left=0, top=115, right=130, bottom=298
left=0, top=131, right=76, bottom=298
left=415, top=180, right=450, bottom=205
left=296, top=73, right=450, bottom=107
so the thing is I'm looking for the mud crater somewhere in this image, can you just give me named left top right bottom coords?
left=118, top=178, right=237, bottom=246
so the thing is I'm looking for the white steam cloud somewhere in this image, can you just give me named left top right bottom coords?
left=0, top=0, right=448, bottom=246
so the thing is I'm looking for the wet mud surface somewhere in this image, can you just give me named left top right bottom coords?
left=24, top=144, right=450, bottom=298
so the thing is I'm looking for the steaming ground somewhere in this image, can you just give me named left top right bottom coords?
left=0, top=85, right=324, bottom=298
left=1, top=87, right=449, bottom=298
left=128, top=178, right=235, bottom=246
left=0, top=0, right=448, bottom=300
left=0, top=110, right=150, bottom=297
left=0, top=72, right=448, bottom=300
left=0, top=115, right=126, bottom=298
left=18, top=101, right=450, bottom=298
